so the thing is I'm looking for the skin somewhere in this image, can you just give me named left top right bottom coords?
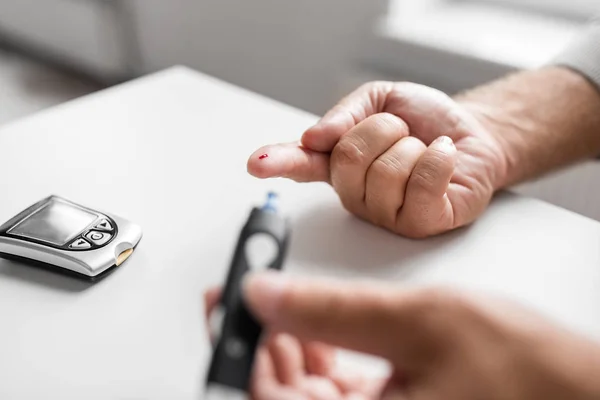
left=205, top=66, right=600, bottom=399
left=247, top=67, right=600, bottom=238
left=241, top=272, right=600, bottom=400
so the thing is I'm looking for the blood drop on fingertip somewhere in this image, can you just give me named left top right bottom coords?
left=258, top=154, right=269, bottom=160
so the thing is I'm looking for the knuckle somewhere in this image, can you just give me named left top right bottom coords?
left=332, top=138, right=365, bottom=166
left=359, top=80, right=390, bottom=93
left=369, top=156, right=401, bottom=180
left=429, top=146, right=452, bottom=162
left=337, top=193, right=365, bottom=220
left=412, top=151, right=449, bottom=188
left=411, top=162, right=440, bottom=191
left=358, top=81, right=378, bottom=92
left=329, top=103, right=350, bottom=118
left=412, top=148, right=452, bottom=187
left=370, top=112, right=408, bottom=136
left=364, top=81, right=394, bottom=103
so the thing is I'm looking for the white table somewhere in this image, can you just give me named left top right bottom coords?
left=1, top=66, right=600, bottom=399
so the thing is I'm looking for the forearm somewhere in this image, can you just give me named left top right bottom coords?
left=456, top=66, right=600, bottom=189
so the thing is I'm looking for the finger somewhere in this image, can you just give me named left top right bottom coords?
left=204, top=286, right=223, bottom=344
left=383, top=82, right=468, bottom=146
left=251, top=347, right=310, bottom=400
left=252, top=346, right=276, bottom=383
left=302, top=82, right=395, bottom=152
left=251, top=384, right=310, bottom=400
left=243, top=272, right=429, bottom=365
left=303, top=342, right=336, bottom=376
left=397, top=136, right=457, bottom=238
left=330, top=367, right=387, bottom=397
left=268, top=333, right=305, bottom=385
left=204, top=286, right=222, bottom=321
left=343, top=393, right=370, bottom=400
left=331, top=113, right=409, bottom=214
left=364, top=136, right=426, bottom=228
left=298, top=376, right=344, bottom=400
left=247, top=142, right=330, bottom=183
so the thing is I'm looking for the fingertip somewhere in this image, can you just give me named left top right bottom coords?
left=429, top=135, right=458, bottom=176
left=204, top=286, right=221, bottom=305
left=301, top=112, right=353, bottom=152
left=203, top=286, right=222, bottom=320
left=253, top=347, right=275, bottom=379
left=299, top=376, right=344, bottom=400
left=247, top=142, right=331, bottom=183
left=304, top=342, right=336, bottom=376
left=242, top=271, right=290, bottom=323
left=269, top=333, right=305, bottom=385
left=432, top=135, right=457, bottom=154
left=247, top=145, right=280, bottom=179
left=251, top=347, right=311, bottom=400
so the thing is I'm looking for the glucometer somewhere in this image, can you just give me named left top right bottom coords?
left=0, top=195, right=142, bottom=281
left=205, top=192, right=291, bottom=400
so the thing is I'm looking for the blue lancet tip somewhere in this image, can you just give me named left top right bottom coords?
left=262, top=192, right=279, bottom=212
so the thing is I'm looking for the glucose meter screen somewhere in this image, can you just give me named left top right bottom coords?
left=9, top=201, right=97, bottom=246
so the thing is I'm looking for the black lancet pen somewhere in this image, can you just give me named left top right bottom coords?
left=205, top=192, right=291, bottom=399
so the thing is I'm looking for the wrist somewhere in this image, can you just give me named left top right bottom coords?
left=455, top=67, right=600, bottom=190
left=457, top=101, right=515, bottom=191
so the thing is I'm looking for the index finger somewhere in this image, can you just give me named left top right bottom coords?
left=251, top=347, right=311, bottom=400
left=302, top=82, right=395, bottom=152
left=204, top=286, right=222, bottom=321
left=242, top=272, right=439, bottom=368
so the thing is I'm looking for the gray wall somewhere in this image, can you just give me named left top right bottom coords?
left=129, top=0, right=389, bottom=114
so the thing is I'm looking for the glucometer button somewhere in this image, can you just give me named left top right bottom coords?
left=225, top=337, right=248, bottom=359
left=95, top=219, right=114, bottom=231
left=90, top=232, right=103, bottom=241
left=70, top=238, right=91, bottom=250
left=85, top=231, right=111, bottom=246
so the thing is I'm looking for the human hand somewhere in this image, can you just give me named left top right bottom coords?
left=247, top=82, right=508, bottom=238
left=240, top=271, right=600, bottom=400
left=204, top=287, right=383, bottom=400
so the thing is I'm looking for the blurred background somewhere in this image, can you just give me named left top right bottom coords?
left=0, top=0, right=599, bottom=219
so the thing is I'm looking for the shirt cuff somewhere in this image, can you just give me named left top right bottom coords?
left=551, top=18, right=600, bottom=90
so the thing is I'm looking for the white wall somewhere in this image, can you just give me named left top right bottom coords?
left=129, top=0, right=389, bottom=115
left=0, top=0, right=128, bottom=79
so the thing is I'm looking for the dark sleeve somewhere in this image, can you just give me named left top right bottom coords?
left=552, top=17, right=600, bottom=89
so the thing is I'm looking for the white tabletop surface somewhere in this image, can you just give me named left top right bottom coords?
left=0, top=66, right=600, bottom=399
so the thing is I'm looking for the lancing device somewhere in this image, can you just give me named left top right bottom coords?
left=205, top=192, right=291, bottom=400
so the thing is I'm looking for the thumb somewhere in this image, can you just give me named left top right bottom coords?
left=247, top=142, right=330, bottom=183
left=242, top=271, right=433, bottom=365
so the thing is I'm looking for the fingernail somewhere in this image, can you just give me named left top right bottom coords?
left=435, top=136, right=454, bottom=147
left=242, top=271, right=290, bottom=322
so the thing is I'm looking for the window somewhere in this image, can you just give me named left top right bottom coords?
left=374, top=0, right=591, bottom=94
left=459, top=0, right=599, bottom=20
